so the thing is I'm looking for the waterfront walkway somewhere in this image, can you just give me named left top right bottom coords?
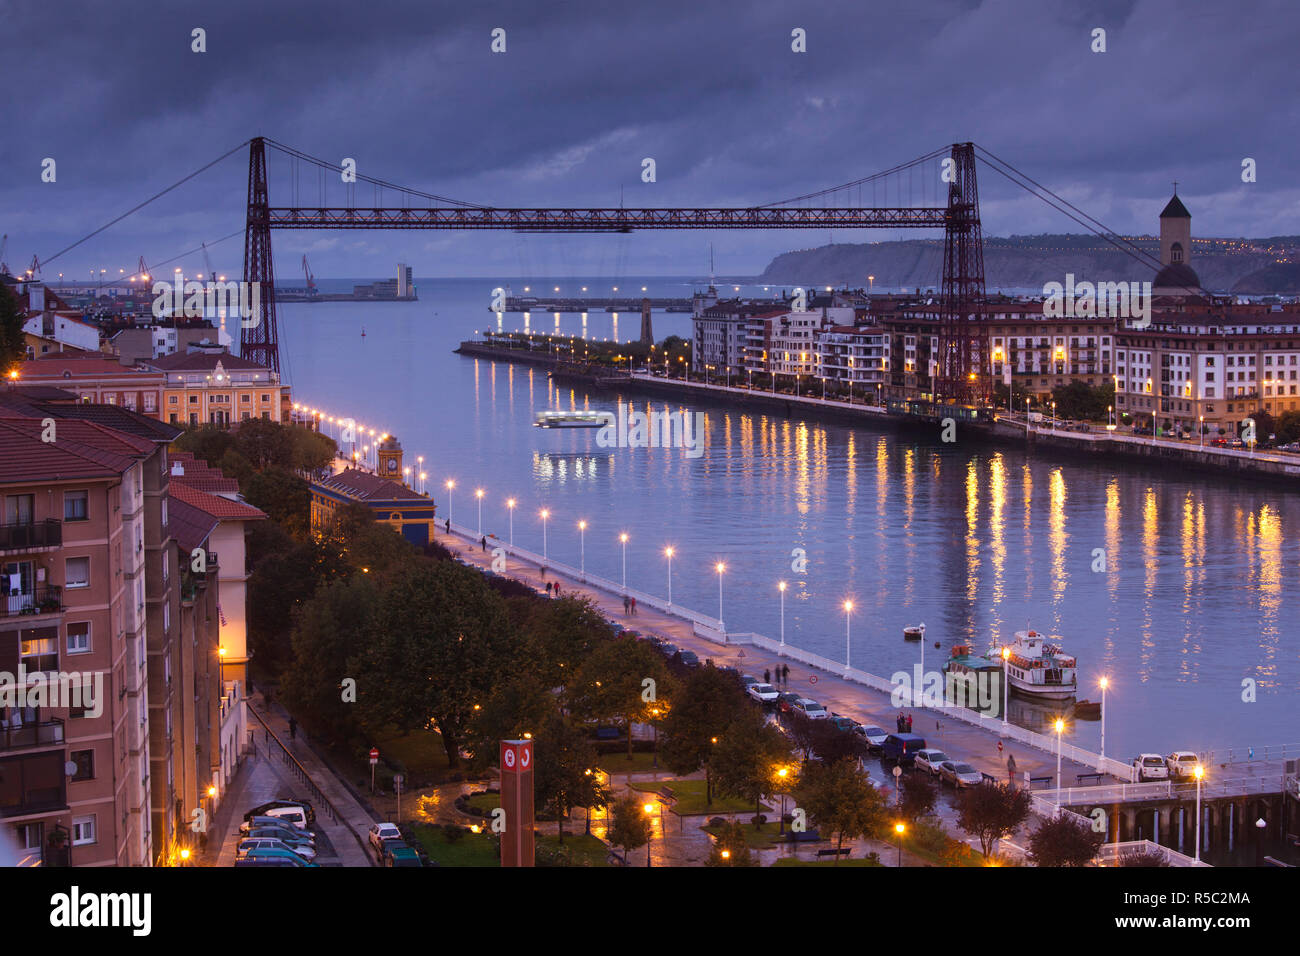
left=439, top=523, right=1105, bottom=794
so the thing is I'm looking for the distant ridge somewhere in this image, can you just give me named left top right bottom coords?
left=757, top=234, right=1300, bottom=294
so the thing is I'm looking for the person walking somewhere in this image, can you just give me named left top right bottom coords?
left=288, top=717, right=297, bottom=741
left=1007, top=753, right=1017, bottom=789
left=630, top=596, right=637, bottom=615
left=480, top=536, right=487, bottom=552
left=545, top=581, right=552, bottom=596
left=445, top=518, right=450, bottom=535
left=906, top=714, right=913, bottom=733
left=623, top=595, right=630, bottom=615
left=781, top=663, right=789, bottom=684
left=764, top=668, right=771, bottom=684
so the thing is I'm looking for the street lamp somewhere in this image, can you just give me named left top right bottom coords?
left=894, top=822, right=905, bottom=867
left=475, top=488, right=485, bottom=536
left=715, top=561, right=725, bottom=632
left=540, top=508, right=550, bottom=560
left=1054, top=717, right=1065, bottom=809
left=777, top=766, right=790, bottom=834
left=445, top=479, right=455, bottom=527
left=778, top=581, right=787, bottom=651
left=842, top=599, right=854, bottom=676
left=578, top=520, right=587, bottom=579
left=1199, top=415, right=1204, bottom=448
left=1098, top=676, right=1109, bottom=760
left=506, top=498, right=516, bottom=546
left=1193, top=765, right=1204, bottom=863
left=619, top=532, right=628, bottom=593
left=642, top=802, right=657, bottom=868
left=664, top=547, right=674, bottom=609
left=1001, top=646, right=1011, bottom=729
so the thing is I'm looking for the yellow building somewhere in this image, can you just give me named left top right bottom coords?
left=144, top=349, right=290, bottom=427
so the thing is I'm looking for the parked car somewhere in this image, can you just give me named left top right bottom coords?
left=1166, top=751, right=1202, bottom=780
left=368, top=822, right=402, bottom=851
left=678, top=650, right=701, bottom=668
left=856, top=726, right=889, bottom=751
left=938, top=761, right=983, bottom=788
left=233, top=857, right=300, bottom=867
left=881, top=733, right=927, bottom=766
left=740, top=675, right=760, bottom=688
left=913, top=748, right=951, bottom=775
left=791, top=698, right=828, bottom=720
left=826, top=715, right=858, bottom=734
left=246, top=799, right=316, bottom=827
left=379, top=840, right=423, bottom=867
left=1134, top=753, right=1169, bottom=781
left=659, top=643, right=679, bottom=658
left=241, top=846, right=319, bottom=867
left=246, top=827, right=315, bottom=849
left=776, top=692, right=802, bottom=715
left=238, top=837, right=317, bottom=861
left=240, top=814, right=314, bottom=837
left=746, top=682, right=779, bottom=704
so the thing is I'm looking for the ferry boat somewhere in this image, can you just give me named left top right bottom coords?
left=903, top=623, right=926, bottom=641
left=533, top=410, right=615, bottom=429
left=992, top=630, right=1077, bottom=700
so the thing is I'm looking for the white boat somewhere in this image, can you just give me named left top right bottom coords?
left=992, top=630, right=1076, bottom=700
left=533, top=410, right=615, bottom=429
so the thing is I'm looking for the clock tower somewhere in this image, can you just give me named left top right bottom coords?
left=376, top=435, right=404, bottom=482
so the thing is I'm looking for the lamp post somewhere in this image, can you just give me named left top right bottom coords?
left=1099, top=676, right=1109, bottom=760
left=715, top=561, right=725, bottom=631
left=894, top=822, right=905, bottom=867
left=475, top=488, right=485, bottom=536
left=1001, top=646, right=1010, bottom=729
left=664, top=547, right=674, bottom=609
left=842, top=599, right=854, bottom=676
left=642, top=802, right=656, bottom=868
left=419, top=471, right=427, bottom=496
left=540, top=509, right=550, bottom=560
left=1193, top=765, right=1203, bottom=863
left=1199, top=415, right=1204, bottom=447
left=1051, top=400, right=1057, bottom=431
left=619, top=532, right=628, bottom=593
left=778, top=581, right=787, bottom=651
left=506, top=498, right=516, bottom=546
left=445, top=479, right=455, bottom=528
left=578, top=520, right=587, bottom=579
left=777, top=766, right=790, bottom=834
left=1054, top=717, right=1065, bottom=810
left=417, top=455, right=424, bottom=493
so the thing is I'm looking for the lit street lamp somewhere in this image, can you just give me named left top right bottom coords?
left=1099, top=676, right=1109, bottom=760
left=445, top=479, right=455, bottom=528
left=664, top=546, right=674, bottom=609
left=894, top=822, right=905, bottom=867
left=540, top=508, right=550, bottom=561
left=1054, top=717, right=1065, bottom=810
left=1001, top=646, right=1011, bottom=729
left=715, top=561, right=725, bottom=632
left=842, top=599, right=854, bottom=676
left=1193, top=765, right=1204, bottom=863
left=620, top=532, right=628, bottom=593
left=578, top=520, right=587, bottom=579
left=778, top=581, right=787, bottom=651
left=506, top=498, right=516, bottom=546
left=475, top=488, right=485, bottom=536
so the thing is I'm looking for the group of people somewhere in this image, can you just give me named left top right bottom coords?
left=545, top=581, right=562, bottom=598
left=895, top=712, right=914, bottom=733
left=763, top=665, right=791, bottom=685
left=622, top=595, right=638, bottom=615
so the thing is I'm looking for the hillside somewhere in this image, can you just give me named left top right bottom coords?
left=757, top=235, right=1300, bottom=294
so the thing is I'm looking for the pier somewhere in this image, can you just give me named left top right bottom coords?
left=499, top=296, right=694, bottom=313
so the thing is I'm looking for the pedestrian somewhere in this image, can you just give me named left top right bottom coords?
left=546, top=582, right=552, bottom=596
left=623, top=595, right=630, bottom=615
left=1007, top=753, right=1017, bottom=788
left=554, top=583, right=561, bottom=598
left=906, top=714, right=913, bottom=733
left=781, top=663, right=789, bottom=684
left=630, top=596, right=637, bottom=615
left=764, top=668, right=771, bottom=684
left=288, top=717, right=297, bottom=741
left=445, top=518, right=450, bottom=534
left=480, top=536, right=487, bottom=552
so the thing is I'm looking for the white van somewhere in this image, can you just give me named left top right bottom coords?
left=259, top=806, right=309, bottom=830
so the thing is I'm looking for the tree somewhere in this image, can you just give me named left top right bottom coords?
left=243, top=467, right=311, bottom=539
left=804, top=719, right=869, bottom=766
left=353, top=561, right=511, bottom=767
left=1117, top=847, right=1169, bottom=867
left=532, top=712, right=609, bottom=843
left=519, top=597, right=614, bottom=693
left=279, top=575, right=375, bottom=743
left=172, top=425, right=235, bottom=467
left=569, top=635, right=671, bottom=760
left=705, top=821, right=757, bottom=866
left=800, top=760, right=887, bottom=861
left=606, top=793, right=652, bottom=865
left=463, top=675, right=560, bottom=774
left=659, top=666, right=749, bottom=806
left=955, top=781, right=1032, bottom=858
left=0, top=284, right=26, bottom=375
left=898, top=771, right=938, bottom=822
left=710, top=710, right=794, bottom=823
left=1275, top=410, right=1300, bottom=444
left=1027, top=814, right=1105, bottom=867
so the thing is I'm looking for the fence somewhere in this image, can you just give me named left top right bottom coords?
left=247, top=706, right=340, bottom=826
left=1035, top=774, right=1288, bottom=808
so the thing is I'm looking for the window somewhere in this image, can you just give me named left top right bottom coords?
left=4, top=494, right=33, bottom=525
left=63, top=491, right=88, bottom=522
left=70, top=749, right=94, bottom=781
left=163, top=602, right=170, bottom=633
left=161, top=499, right=168, bottom=529
left=65, top=557, right=90, bottom=589
left=72, top=816, right=96, bottom=846
left=188, top=395, right=198, bottom=404
left=261, top=394, right=270, bottom=403
left=240, top=393, right=250, bottom=402
left=169, top=395, right=178, bottom=404
left=66, top=622, right=90, bottom=655
left=21, top=632, right=58, bottom=672
left=144, top=394, right=157, bottom=412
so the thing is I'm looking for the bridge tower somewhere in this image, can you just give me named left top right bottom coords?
left=241, top=137, right=280, bottom=373
left=936, top=142, right=988, bottom=405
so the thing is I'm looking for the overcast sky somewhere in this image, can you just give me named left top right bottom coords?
left=3, top=0, right=1297, bottom=280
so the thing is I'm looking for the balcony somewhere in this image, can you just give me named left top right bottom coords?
left=0, top=586, right=64, bottom=619
left=0, top=519, right=61, bottom=555
left=0, top=717, right=65, bottom=754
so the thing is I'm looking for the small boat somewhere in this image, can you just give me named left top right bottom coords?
left=361, top=328, right=366, bottom=338
left=903, top=623, right=925, bottom=641
left=533, top=410, right=615, bottom=429
left=1073, top=699, right=1102, bottom=720
left=990, top=629, right=1077, bottom=700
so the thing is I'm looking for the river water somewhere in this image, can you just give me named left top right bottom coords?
left=279, top=277, right=1298, bottom=761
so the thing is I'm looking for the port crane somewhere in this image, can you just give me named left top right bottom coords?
left=302, top=255, right=317, bottom=296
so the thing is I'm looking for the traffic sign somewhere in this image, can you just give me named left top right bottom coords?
left=369, top=747, right=379, bottom=766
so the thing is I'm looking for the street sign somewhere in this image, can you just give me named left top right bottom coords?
left=369, top=747, right=379, bottom=766
left=394, top=773, right=404, bottom=789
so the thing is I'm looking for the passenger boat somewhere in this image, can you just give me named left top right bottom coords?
left=992, top=630, right=1077, bottom=700
left=903, top=623, right=925, bottom=641
left=533, top=410, right=615, bottom=429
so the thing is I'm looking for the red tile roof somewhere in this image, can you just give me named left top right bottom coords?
left=316, top=467, right=427, bottom=502
left=168, top=481, right=266, bottom=522
left=0, top=415, right=151, bottom=483
left=169, top=497, right=219, bottom=553
left=145, top=351, right=273, bottom=373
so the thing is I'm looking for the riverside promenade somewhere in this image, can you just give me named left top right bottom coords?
left=438, top=520, right=1114, bottom=798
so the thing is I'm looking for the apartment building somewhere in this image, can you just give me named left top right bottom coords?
left=818, top=325, right=889, bottom=397
left=144, top=349, right=290, bottom=427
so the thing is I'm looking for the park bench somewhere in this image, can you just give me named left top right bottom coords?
left=657, top=787, right=675, bottom=804
left=815, top=847, right=851, bottom=858
left=1075, top=772, right=1105, bottom=785
left=1029, top=775, right=1054, bottom=789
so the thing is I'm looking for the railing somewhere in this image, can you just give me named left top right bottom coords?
left=0, top=585, right=63, bottom=618
left=1036, top=774, right=1286, bottom=807
left=0, top=718, right=64, bottom=753
left=1095, top=840, right=1209, bottom=868
left=246, top=706, right=340, bottom=826
left=0, top=519, right=61, bottom=552
left=1202, top=742, right=1300, bottom=766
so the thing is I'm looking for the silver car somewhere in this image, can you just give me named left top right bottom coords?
left=938, top=761, right=983, bottom=788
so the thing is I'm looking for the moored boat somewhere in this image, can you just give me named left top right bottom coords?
left=991, top=629, right=1077, bottom=700
left=903, top=623, right=925, bottom=641
left=533, top=410, right=615, bottom=429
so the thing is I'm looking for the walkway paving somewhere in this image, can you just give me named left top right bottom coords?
left=439, top=524, right=1103, bottom=795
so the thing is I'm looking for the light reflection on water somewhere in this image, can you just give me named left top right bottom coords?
left=281, top=284, right=1299, bottom=759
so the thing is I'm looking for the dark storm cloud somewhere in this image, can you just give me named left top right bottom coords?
left=2, top=0, right=1297, bottom=280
